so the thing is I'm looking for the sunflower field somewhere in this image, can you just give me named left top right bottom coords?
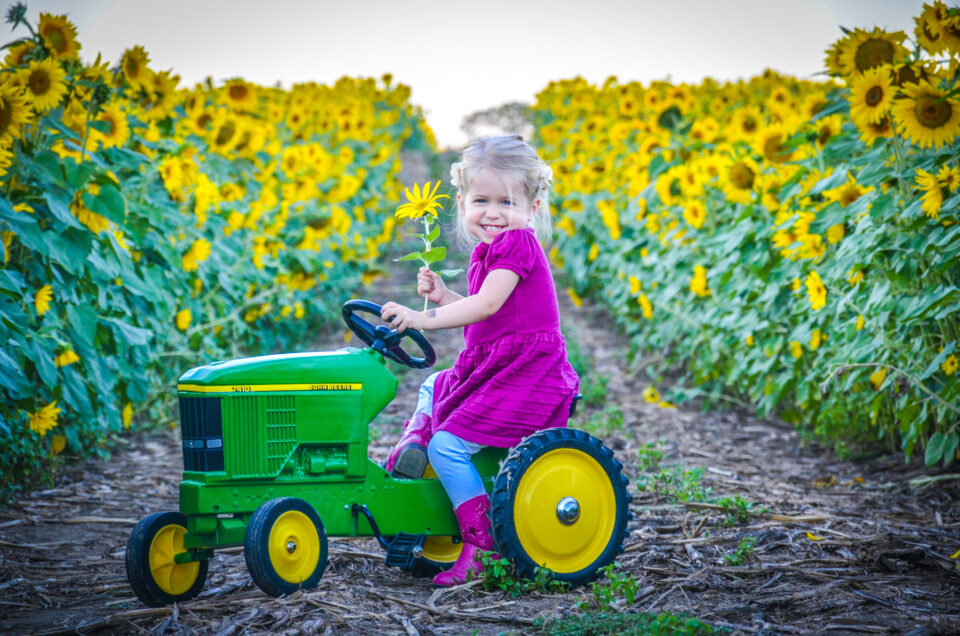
left=541, top=3, right=960, bottom=464
left=0, top=6, right=435, bottom=500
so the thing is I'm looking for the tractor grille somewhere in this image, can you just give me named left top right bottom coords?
left=179, top=396, right=224, bottom=472
left=223, top=394, right=297, bottom=478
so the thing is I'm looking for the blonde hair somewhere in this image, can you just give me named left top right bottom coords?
left=450, top=135, right=553, bottom=248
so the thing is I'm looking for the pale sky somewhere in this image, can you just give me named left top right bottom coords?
left=23, top=0, right=925, bottom=148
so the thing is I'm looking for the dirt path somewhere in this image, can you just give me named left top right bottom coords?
left=1, top=260, right=959, bottom=635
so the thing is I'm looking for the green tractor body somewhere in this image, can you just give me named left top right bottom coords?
left=176, top=346, right=503, bottom=551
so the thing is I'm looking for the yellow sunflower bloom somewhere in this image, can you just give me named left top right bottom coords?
left=17, top=57, right=68, bottom=113
left=810, top=329, right=823, bottom=351
left=806, top=270, right=827, bottom=311
left=826, top=223, right=845, bottom=244
left=0, top=81, right=32, bottom=146
left=869, top=367, right=888, bottom=391
left=566, top=287, right=583, bottom=307
left=915, top=2, right=948, bottom=56
left=71, top=191, right=109, bottom=234
left=690, top=265, right=711, bottom=297
left=838, top=27, right=908, bottom=76
left=4, top=40, right=35, bottom=67
left=141, top=70, right=180, bottom=121
left=182, top=238, right=212, bottom=272
left=35, top=284, right=53, bottom=315
left=891, top=80, right=960, bottom=149
left=682, top=199, right=707, bottom=229
left=789, top=341, right=803, bottom=359
left=754, top=123, right=796, bottom=164
left=123, top=403, right=134, bottom=428
left=643, top=386, right=660, bottom=403
left=51, top=434, right=66, bottom=454
left=847, top=267, right=864, bottom=286
left=938, top=351, right=959, bottom=376
left=90, top=102, right=131, bottom=150
left=54, top=348, right=80, bottom=368
left=639, top=293, right=653, bottom=320
left=0, top=146, right=12, bottom=178
left=38, top=13, right=81, bottom=61
left=176, top=308, right=192, bottom=331
left=915, top=169, right=943, bottom=220
left=394, top=181, right=449, bottom=220
left=824, top=175, right=873, bottom=208
left=29, top=401, right=61, bottom=437
left=934, top=9, right=960, bottom=56
left=597, top=200, right=621, bottom=240
left=1, top=230, right=13, bottom=262
left=848, top=65, right=895, bottom=126
left=720, top=157, right=760, bottom=205
left=120, top=45, right=153, bottom=91
left=858, top=115, right=895, bottom=146
left=222, top=78, right=257, bottom=111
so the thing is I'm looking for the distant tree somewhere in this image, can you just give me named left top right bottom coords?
left=460, top=102, right=533, bottom=142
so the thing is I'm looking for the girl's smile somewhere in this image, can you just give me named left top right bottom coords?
left=459, top=169, right=539, bottom=244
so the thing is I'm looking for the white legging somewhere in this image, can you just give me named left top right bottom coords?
left=415, top=372, right=487, bottom=508
left=428, top=431, right=486, bottom=509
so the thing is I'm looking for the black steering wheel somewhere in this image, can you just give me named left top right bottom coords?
left=342, top=300, right=436, bottom=369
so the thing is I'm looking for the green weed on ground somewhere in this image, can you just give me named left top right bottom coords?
left=723, top=536, right=758, bottom=566
left=533, top=610, right=716, bottom=635
left=474, top=552, right=569, bottom=597
left=589, top=563, right=640, bottom=608
left=584, top=406, right=624, bottom=438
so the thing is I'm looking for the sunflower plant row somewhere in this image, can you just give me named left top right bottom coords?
left=0, top=4, right=436, bottom=501
left=540, top=3, right=960, bottom=464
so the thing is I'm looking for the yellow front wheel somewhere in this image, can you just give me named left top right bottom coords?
left=491, top=428, right=632, bottom=585
left=126, top=511, right=209, bottom=607
left=245, top=498, right=328, bottom=597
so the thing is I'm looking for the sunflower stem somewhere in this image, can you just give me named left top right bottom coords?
left=888, top=120, right=910, bottom=204
left=79, top=90, right=95, bottom=165
left=421, top=215, right=431, bottom=311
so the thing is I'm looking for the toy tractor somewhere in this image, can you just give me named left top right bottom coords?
left=125, top=300, right=632, bottom=606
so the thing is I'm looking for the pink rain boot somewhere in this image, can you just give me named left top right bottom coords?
left=383, top=412, right=431, bottom=478
left=432, top=494, right=498, bottom=586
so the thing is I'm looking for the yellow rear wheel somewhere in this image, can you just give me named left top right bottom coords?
left=491, top=428, right=631, bottom=585
left=126, top=511, right=209, bottom=607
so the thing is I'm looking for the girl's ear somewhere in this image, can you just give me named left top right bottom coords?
left=457, top=192, right=463, bottom=213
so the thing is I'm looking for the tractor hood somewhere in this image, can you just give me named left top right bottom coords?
left=178, top=348, right=394, bottom=393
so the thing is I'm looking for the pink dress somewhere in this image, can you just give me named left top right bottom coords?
left=431, top=228, right=580, bottom=448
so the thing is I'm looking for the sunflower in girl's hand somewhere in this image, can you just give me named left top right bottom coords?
left=395, top=181, right=448, bottom=219
left=393, top=181, right=460, bottom=309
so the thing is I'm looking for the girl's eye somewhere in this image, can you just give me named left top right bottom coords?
left=502, top=200, right=514, bottom=206
left=473, top=198, right=486, bottom=204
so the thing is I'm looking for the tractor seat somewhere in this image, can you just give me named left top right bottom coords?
left=569, top=393, right=583, bottom=418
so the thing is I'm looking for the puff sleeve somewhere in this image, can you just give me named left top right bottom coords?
left=486, top=228, right=539, bottom=279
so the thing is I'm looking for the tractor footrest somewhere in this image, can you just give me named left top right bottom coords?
left=385, top=533, right=426, bottom=569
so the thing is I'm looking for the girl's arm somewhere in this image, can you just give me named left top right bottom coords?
left=381, top=269, right=520, bottom=332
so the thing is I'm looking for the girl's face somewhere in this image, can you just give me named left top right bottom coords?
left=459, top=169, right=539, bottom=244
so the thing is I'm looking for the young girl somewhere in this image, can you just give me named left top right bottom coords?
left=380, top=135, right=580, bottom=586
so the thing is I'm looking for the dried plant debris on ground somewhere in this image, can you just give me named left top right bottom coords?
left=1, top=270, right=959, bottom=635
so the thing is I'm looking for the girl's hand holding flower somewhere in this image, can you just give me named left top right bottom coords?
left=418, top=266, right=447, bottom=304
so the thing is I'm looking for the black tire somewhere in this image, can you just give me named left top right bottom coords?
left=491, top=428, right=632, bottom=585
left=245, top=498, right=328, bottom=597
left=126, top=511, right=209, bottom=607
